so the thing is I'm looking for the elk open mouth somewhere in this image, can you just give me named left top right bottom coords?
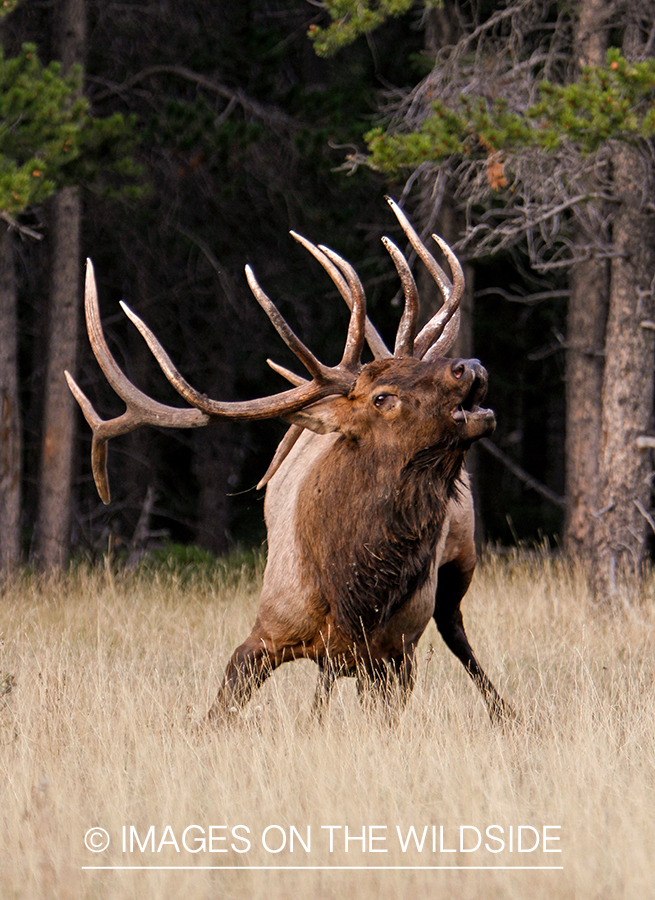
left=451, top=373, right=490, bottom=424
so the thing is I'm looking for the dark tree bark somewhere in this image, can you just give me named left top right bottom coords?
left=34, top=0, right=86, bottom=569
left=0, top=224, right=21, bottom=569
left=563, top=0, right=610, bottom=557
left=35, top=186, right=83, bottom=568
left=564, top=256, right=609, bottom=555
left=593, top=141, right=655, bottom=598
left=590, top=15, right=655, bottom=599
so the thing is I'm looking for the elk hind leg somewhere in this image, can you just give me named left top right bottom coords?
left=434, top=560, right=512, bottom=724
left=356, top=649, right=416, bottom=721
left=311, top=659, right=341, bottom=720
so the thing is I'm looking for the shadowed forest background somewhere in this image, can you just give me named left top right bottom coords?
left=1, top=0, right=654, bottom=595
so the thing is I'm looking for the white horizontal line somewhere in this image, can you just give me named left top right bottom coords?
left=82, top=865, right=564, bottom=871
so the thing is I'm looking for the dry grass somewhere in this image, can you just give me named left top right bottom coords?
left=1, top=550, right=654, bottom=899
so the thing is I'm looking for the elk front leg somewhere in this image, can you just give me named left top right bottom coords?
left=207, top=630, right=278, bottom=723
left=433, top=560, right=512, bottom=724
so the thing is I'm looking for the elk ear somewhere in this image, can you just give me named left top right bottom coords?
left=283, top=396, right=351, bottom=435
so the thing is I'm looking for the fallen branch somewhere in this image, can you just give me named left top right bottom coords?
left=634, top=499, right=655, bottom=536
left=479, top=437, right=566, bottom=509
left=89, top=65, right=298, bottom=134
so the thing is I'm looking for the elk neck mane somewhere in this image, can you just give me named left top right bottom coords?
left=296, top=430, right=468, bottom=643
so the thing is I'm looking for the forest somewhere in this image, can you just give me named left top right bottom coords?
left=0, top=0, right=654, bottom=601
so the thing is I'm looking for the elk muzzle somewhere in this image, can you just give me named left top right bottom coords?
left=449, top=358, right=495, bottom=443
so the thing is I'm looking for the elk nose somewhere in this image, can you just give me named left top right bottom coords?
left=450, top=358, right=486, bottom=378
left=450, top=359, right=482, bottom=379
left=450, top=358, right=488, bottom=394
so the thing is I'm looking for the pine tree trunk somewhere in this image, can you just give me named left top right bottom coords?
left=593, top=143, right=655, bottom=599
left=34, top=0, right=86, bottom=569
left=35, top=187, right=82, bottom=569
left=0, top=224, right=21, bottom=569
left=563, top=0, right=609, bottom=558
left=563, top=257, right=608, bottom=555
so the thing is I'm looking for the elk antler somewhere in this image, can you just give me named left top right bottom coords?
left=385, top=196, right=464, bottom=360
left=65, top=262, right=211, bottom=503
left=381, top=236, right=419, bottom=358
left=69, top=247, right=368, bottom=503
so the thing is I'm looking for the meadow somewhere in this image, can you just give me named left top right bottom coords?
left=1, top=548, right=654, bottom=899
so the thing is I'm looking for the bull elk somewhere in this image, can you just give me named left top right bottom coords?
left=66, top=198, right=511, bottom=723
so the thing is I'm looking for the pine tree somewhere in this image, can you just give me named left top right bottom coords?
left=0, top=20, right=137, bottom=569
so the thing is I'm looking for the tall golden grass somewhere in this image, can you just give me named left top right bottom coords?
left=1, top=550, right=654, bottom=899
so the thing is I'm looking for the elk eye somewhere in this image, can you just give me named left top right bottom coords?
left=373, top=393, right=391, bottom=409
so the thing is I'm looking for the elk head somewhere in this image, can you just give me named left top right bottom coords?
left=285, top=356, right=493, bottom=452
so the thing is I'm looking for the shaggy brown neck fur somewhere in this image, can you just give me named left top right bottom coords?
left=297, top=434, right=466, bottom=643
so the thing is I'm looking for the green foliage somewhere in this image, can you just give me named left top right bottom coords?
left=309, top=0, right=422, bottom=57
left=0, top=43, right=140, bottom=217
left=0, top=44, right=86, bottom=214
left=129, top=543, right=265, bottom=589
left=365, top=103, right=467, bottom=170
left=364, top=50, right=655, bottom=175
left=71, top=112, right=143, bottom=201
left=529, top=49, right=655, bottom=149
left=0, top=0, right=23, bottom=19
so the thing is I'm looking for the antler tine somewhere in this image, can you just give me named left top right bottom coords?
left=290, top=231, right=351, bottom=302
left=413, top=234, right=464, bottom=358
left=256, top=423, right=304, bottom=490
left=381, top=236, right=419, bottom=358
left=267, top=358, right=306, bottom=387
left=291, top=231, right=391, bottom=361
left=433, top=233, right=465, bottom=295
left=386, top=196, right=452, bottom=298
left=255, top=360, right=308, bottom=488
left=244, top=266, right=327, bottom=382
left=385, top=196, right=464, bottom=360
left=66, top=261, right=211, bottom=504
left=64, top=371, right=112, bottom=505
left=318, top=245, right=366, bottom=372
left=423, top=308, right=461, bottom=361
